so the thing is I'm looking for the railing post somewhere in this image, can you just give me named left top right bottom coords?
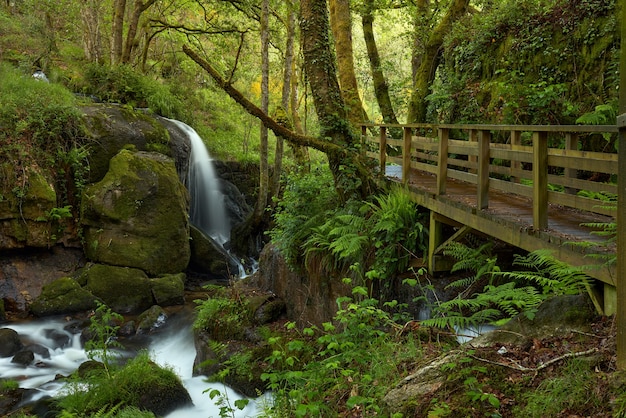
left=532, top=131, right=549, bottom=229
left=617, top=114, right=626, bottom=369
left=564, top=133, right=579, bottom=194
left=468, top=129, right=478, bottom=174
left=402, top=127, right=412, bottom=185
left=379, top=126, right=387, bottom=175
left=436, top=127, right=449, bottom=195
left=510, top=130, right=522, bottom=183
left=361, top=125, right=367, bottom=158
left=477, top=130, right=491, bottom=209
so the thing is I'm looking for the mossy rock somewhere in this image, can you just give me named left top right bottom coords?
left=80, top=149, right=190, bottom=276
left=150, top=273, right=185, bottom=306
left=81, top=105, right=173, bottom=183
left=84, top=264, right=153, bottom=315
left=0, top=164, right=57, bottom=249
left=136, top=305, right=167, bottom=334
left=30, top=277, right=98, bottom=317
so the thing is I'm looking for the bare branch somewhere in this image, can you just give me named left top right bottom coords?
left=182, top=44, right=347, bottom=157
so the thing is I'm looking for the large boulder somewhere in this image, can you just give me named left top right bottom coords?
left=0, top=328, right=22, bottom=357
left=83, top=264, right=153, bottom=315
left=30, top=276, right=98, bottom=317
left=80, top=149, right=190, bottom=276
left=150, top=273, right=185, bottom=306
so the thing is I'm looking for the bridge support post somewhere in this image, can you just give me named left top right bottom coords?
left=402, top=127, right=411, bottom=184
left=617, top=113, right=626, bottom=369
left=477, top=130, right=491, bottom=209
left=532, top=131, right=548, bottom=229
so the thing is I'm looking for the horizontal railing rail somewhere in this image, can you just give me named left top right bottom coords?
left=361, top=124, right=618, bottom=230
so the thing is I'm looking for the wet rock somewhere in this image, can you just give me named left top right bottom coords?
left=151, top=273, right=185, bottom=306
left=24, top=343, right=50, bottom=359
left=44, top=328, right=70, bottom=349
left=188, top=225, right=240, bottom=280
left=136, top=305, right=167, bottom=334
left=0, top=328, right=23, bottom=357
left=12, top=349, right=35, bottom=366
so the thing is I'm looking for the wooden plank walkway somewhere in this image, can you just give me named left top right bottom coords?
left=362, top=124, right=618, bottom=286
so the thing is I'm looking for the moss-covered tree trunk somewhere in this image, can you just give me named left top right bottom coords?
left=407, top=0, right=469, bottom=123
left=110, top=0, right=126, bottom=65
left=361, top=0, right=398, bottom=126
left=301, top=0, right=376, bottom=201
left=329, top=0, right=367, bottom=126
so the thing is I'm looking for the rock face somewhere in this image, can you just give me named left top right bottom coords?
left=0, top=164, right=58, bottom=249
left=0, top=103, right=253, bottom=317
left=189, top=225, right=241, bottom=281
left=30, top=276, right=98, bottom=317
left=80, top=149, right=190, bottom=276
left=252, top=243, right=352, bottom=326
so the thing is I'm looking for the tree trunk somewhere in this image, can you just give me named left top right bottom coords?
left=121, top=0, right=157, bottom=64
left=301, top=0, right=375, bottom=201
left=361, top=0, right=398, bottom=126
left=329, top=0, right=367, bottom=126
left=80, top=0, right=103, bottom=63
left=407, top=0, right=469, bottom=123
left=111, top=0, right=126, bottom=65
left=271, top=3, right=297, bottom=201
left=254, top=0, right=270, bottom=221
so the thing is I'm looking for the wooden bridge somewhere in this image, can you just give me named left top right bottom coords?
left=360, top=123, right=618, bottom=314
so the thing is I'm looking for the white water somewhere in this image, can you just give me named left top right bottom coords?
left=1, top=317, right=267, bottom=416
left=172, top=119, right=231, bottom=246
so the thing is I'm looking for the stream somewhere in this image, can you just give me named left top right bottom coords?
left=0, top=311, right=268, bottom=417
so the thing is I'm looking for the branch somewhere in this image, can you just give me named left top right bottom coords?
left=182, top=44, right=346, bottom=157
left=469, top=347, right=599, bottom=373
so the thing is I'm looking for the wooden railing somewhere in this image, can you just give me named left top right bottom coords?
left=361, top=124, right=618, bottom=229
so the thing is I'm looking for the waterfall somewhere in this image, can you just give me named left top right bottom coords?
left=170, top=120, right=230, bottom=246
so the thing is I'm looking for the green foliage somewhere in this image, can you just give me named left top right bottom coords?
left=298, top=185, right=428, bottom=282
left=193, top=288, right=251, bottom=340
left=0, top=63, right=84, bottom=152
left=432, top=0, right=618, bottom=126
left=84, top=301, right=124, bottom=378
left=74, top=63, right=188, bottom=121
left=262, top=284, right=422, bottom=417
left=207, top=388, right=250, bottom=418
left=269, top=164, right=339, bottom=268
left=421, top=242, right=590, bottom=332
left=58, top=351, right=177, bottom=417
left=513, top=359, right=602, bottom=417
left=0, top=379, right=20, bottom=391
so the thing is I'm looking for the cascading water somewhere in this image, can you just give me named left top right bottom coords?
left=171, top=119, right=231, bottom=246
left=0, top=315, right=266, bottom=417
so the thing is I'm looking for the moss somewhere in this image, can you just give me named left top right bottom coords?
left=84, top=264, right=153, bottom=315
left=80, top=149, right=190, bottom=275
left=30, top=277, right=98, bottom=317
left=150, top=273, right=185, bottom=306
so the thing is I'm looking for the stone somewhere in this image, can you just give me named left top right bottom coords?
left=84, top=264, right=153, bottom=315
left=30, top=277, right=98, bottom=317
left=0, top=164, right=57, bottom=249
left=0, top=328, right=23, bottom=357
left=151, top=273, right=185, bottom=306
left=136, top=305, right=167, bottom=334
left=80, top=149, right=190, bottom=276
left=11, top=349, right=35, bottom=366
left=188, top=225, right=240, bottom=280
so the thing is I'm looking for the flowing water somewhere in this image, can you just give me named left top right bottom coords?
left=172, top=119, right=231, bottom=246
left=1, top=315, right=267, bottom=416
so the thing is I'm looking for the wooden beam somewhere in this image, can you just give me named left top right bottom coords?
left=407, top=189, right=616, bottom=285
left=511, top=130, right=522, bottom=183
left=437, top=128, right=449, bottom=195
left=564, top=133, right=579, bottom=194
left=533, top=131, right=549, bottom=229
left=617, top=113, right=626, bottom=369
left=379, top=126, right=387, bottom=174
left=402, top=127, right=411, bottom=184
left=477, top=130, right=491, bottom=209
